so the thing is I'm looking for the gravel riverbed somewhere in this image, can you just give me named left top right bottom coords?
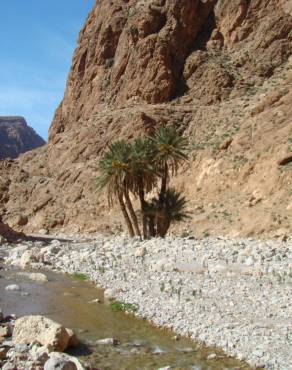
left=2, top=235, right=292, bottom=370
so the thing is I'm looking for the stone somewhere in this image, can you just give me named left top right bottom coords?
left=19, top=250, right=34, bottom=269
left=39, top=229, right=49, bottom=235
left=45, top=352, right=85, bottom=370
left=30, top=344, right=51, bottom=363
left=12, top=316, right=70, bottom=352
left=0, top=346, right=8, bottom=360
left=14, top=214, right=28, bottom=227
left=135, top=247, right=147, bottom=258
left=18, top=272, right=48, bottom=283
left=44, top=358, right=77, bottom=370
left=207, top=353, right=217, bottom=360
left=1, top=362, right=17, bottom=370
left=96, top=338, right=119, bottom=346
left=65, top=328, right=79, bottom=348
left=245, top=257, right=254, bottom=266
left=0, top=326, right=9, bottom=338
left=104, top=288, right=118, bottom=301
left=5, top=284, right=21, bottom=291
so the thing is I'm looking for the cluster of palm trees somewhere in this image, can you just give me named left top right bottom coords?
left=97, top=126, right=190, bottom=239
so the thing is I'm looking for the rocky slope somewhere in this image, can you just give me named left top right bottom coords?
left=0, top=0, right=291, bottom=237
left=0, top=117, right=45, bottom=160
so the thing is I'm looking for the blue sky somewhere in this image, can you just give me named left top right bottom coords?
left=0, top=0, right=95, bottom=140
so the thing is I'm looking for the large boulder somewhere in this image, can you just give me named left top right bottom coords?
left=12, top=316, right=71, bottom=352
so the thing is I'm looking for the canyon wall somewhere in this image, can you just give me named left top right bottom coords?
left=0, top=0, right=291, bottom=237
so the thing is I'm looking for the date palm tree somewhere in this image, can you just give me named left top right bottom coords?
left=97, top=140, right=140, bottom=238
left=97, top=126, right=190, bottom=239
left=149, top=188, right=190, bottom=237
left=129, top=138, right=157, bottom=239
left=150, top=126, right=189, bottom=234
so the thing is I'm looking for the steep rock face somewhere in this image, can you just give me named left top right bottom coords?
left=0, top=0, right=291, bottom=237
left=0, top=117, right=45, bottom=160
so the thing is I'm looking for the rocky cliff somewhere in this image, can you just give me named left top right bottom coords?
left=0, top=0, right=291, bottom=238
left=0, top=117, right=45, bottom=160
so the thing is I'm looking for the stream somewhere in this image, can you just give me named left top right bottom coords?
left=0, top=265, right=250, bottom=370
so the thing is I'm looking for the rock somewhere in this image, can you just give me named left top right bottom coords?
left=135, top=247, right=147, bottom=258
left=96, top=338, right=119, bottom=346
left=39, top=229, right=49, bottom=235
left=207, top=353, right=217, bottom=360
left=0, top=235, right=7, bottom=245
left=30, top=344, right=50, bottom=363
left=18, top=272, right=48, bottom=283
left=65, top=328, right=79, bottom=348
left=14, top=214, right=28, bottom=227
left=45, top=352, right=85, bottom=370
left=89, top=298, right=100, bottom=304
left=245, top=256, right=254, bottom=266
left=0, top=346, right=8, bottom=360
left=104, top=288, right=117, bottom=301
left=44, top=358, right=77, bottom=370
left=0, top=326, right=9, bottom=338
left=1, top=361, right=17, bottom=370
left=19, top=250, right=34, bottom=269
left=12, top=316, right=70, bottom=352
left=5, top=284, right=21, bottom=291
left=248, top=190, right=263, bottom=207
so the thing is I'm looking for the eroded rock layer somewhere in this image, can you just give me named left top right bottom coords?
left=0, top=0, right=291, bottom=237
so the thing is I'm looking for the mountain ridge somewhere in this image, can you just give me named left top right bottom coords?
left=0, top=116, right=45, bottom=160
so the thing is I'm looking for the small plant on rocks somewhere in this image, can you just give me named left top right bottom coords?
left=71, top=272, right=89, bottom=281
left=110, top=300, right=138, bottom=313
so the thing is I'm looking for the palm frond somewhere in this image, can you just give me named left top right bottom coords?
left=149, top=125, right=189, bottom=176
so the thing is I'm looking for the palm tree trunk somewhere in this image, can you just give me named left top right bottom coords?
left=159, top=162, right=168, bottom=202
left=148, top=215, right=156, bottom=237
left=157, top=162, right=168, bottom=235
left=118, top=192, right=134, bottom=238
left=139, top=194, right=148, bottom=240
left=124, top=190, right=141, bottom=238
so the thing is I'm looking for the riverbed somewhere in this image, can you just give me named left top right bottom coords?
left=0, top=263, right=249, bottom=370
left=1, top=234, right=291, bottom=369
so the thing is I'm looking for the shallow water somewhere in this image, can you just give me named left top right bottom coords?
left=0, top=266, right=250, bottom=370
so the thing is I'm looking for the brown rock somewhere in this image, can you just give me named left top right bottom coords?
left=66, top=328, right=79, bottom=348
left=12, top=316, right=70, bottom=352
